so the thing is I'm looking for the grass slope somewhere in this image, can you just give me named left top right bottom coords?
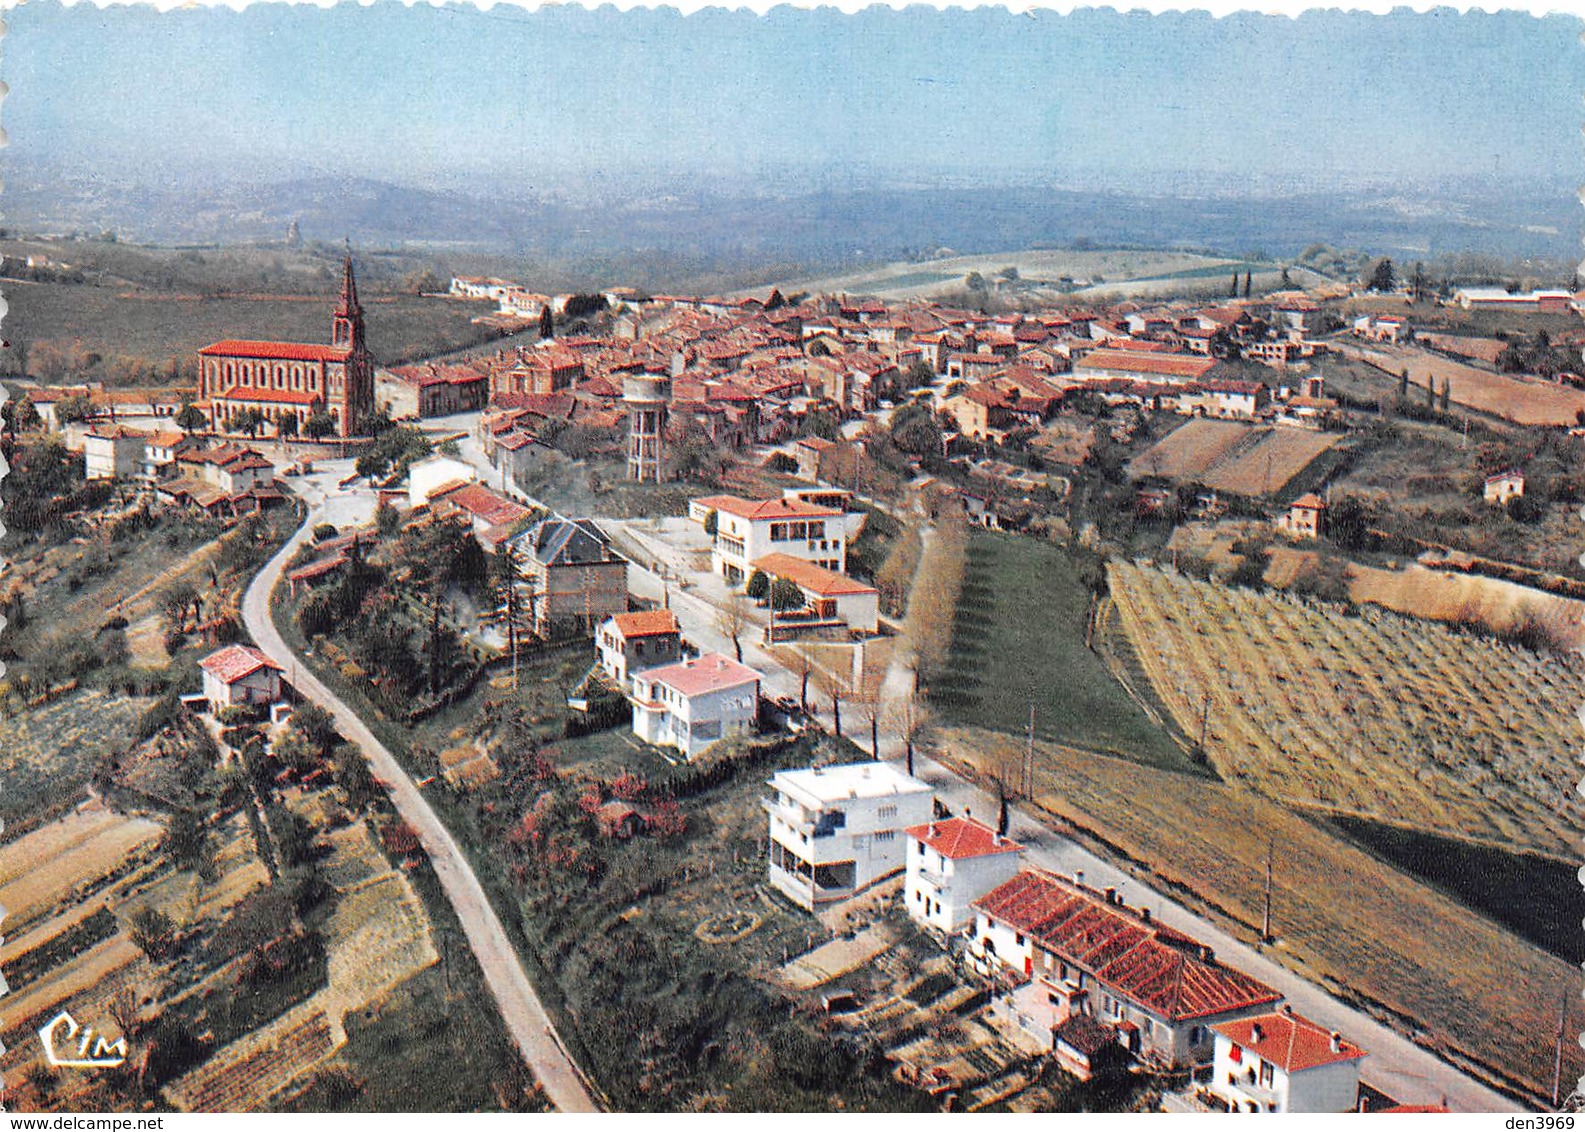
left=929, top=529, right=1185, bottom=770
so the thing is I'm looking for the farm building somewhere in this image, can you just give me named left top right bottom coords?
left=764, top=761, right=933, bottom=911
left=83, top=424, right=149, bottom=481
left=200, top=644, right=284, bottom=710
left=971, top=869, right=1280, bottom=1069
left=596, top=609, right=683, bottom=693
left=1277, top=493, right=1327, bottom=540
left=1483, top=470, right=1525, bottom=506
left=1208, top=1008, right=1367, bottom=1113
left=629, top=652, right=761, bottom=760
left=904, top=817, right=1024, bottom=934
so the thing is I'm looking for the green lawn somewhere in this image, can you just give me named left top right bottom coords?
left=930, top=530, right=1186, bottom=769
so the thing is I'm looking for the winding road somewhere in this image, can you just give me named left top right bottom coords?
left=242, top=503, right=599, bottom=1113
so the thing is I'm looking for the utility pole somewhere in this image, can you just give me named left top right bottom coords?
left=1261, top=835, right=1275, bottom=944
left=1025, top=701, right=1036, bottom=798
left=1554, top=986, right=1569, bottom=1108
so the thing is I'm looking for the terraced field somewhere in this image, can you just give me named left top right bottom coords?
left=1127, top=420, right=1341, bottom=497
left=1105, top=562, right=1582, bottom=855
left=936, top=726, right=1583, bottom=1104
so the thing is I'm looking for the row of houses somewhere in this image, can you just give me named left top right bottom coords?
left=754, top=760, right=1368, bottom=1111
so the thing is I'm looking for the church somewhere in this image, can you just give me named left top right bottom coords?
left=197, top=254, right=375, bottom=439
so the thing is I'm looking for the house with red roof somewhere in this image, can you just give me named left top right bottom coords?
left=629, top=652, right=761, bottom=760
left=83, top=423, right=149, bottom=481
left=689, top=493, right=848, bottom=585
left=972, top=868, right=1281, bottom=1068
left=1209, top=1007, right=1367, bottom=1112
left=597, top=608, right=683, bottom=692
left=904, top=817, right=1024, bottom=933
left=1071, top=349, right=1219, bottom=385
left=199, top=644, right=284, bottom=711
left=753, top=552, right=879, bottom=637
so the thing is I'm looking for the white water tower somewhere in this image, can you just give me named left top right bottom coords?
left=624, top=373, right=671, bottom=482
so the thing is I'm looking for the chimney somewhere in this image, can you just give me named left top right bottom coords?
left=1329, top=1031, right=1343, bottom=1054
left=1281, top=1003, right=1294, bottom=1016
left=928, top=823, right=937, bottom=838
left=1140, top=908, right=1151, bottom=923
left=1103, top=886, right=1117, bottom=905
left=1074, top=870, right=1084, bottom=888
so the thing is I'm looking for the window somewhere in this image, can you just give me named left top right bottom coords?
left=877, top=804, right=898, bottom=822
left=1258, top=1061, right=1275, bottom=1089
left=874, top=830, right=895, bottom=844
left=1015, top=933, right=1025, bottom=946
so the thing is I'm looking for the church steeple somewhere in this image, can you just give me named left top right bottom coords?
left=332, top=247, right=365, bottom=352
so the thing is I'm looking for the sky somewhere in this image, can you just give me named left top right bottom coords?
left=3, top=3, right=1580, bottom=197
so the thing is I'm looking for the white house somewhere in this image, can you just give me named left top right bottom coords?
left=904, top=817, right=1025, bottom=934
left=597, top=609, right=683, bottom=693
left=1484, top=469, right=1525, bottom=505
left=753, top=553, right=880, bottom=636
left=763, top=761, right=934, bottom=911
left=143, top=430, right=198, bottom=480
left=1209, top=1009, right=1367, bottom=1113
left=407, top=453, right=479, bottom=508
left=199, top=644, right=284, bottom=711
left=630, top=653, right=760, bottom=760
left=83, top=424, right=149, bottom=481
left=690, top=493, right=847, bottom=585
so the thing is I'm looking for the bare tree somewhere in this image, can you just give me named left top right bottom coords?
left=783, top=642, right=815, bottom=714
left=887, top=687, right=930, bottom=777
left=852, top=680, right=885, bottom=760
left=814, top=664, right=849, bottom=738
left=716, top=592, right=752, bottom=663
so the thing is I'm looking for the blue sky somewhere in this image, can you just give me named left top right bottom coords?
left=5, top=3, right=1579, bottom=194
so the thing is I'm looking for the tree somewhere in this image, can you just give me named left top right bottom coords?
left=1409, top=261, right=1430, bottom=302
left=702, top=508, right=719, bottom=537
left=175, top=400, right=208, bottom=434
left=997, top=265, right=1020, bottom=283
left=1398, top=368, right=1409, bottom=400
left=538, top=305, right=555, bottom=339
left=5, top=396, right=41, bottom=434
left=769, top=577, right=804, bottom=612
left=304, top=411, right=337, bottom=440
left=1229, top=272, right=1239, bottom=297
left=907, top=359, right=935, bottom=390
left=716, top=593, right=751, bottom=663
left=375, top=497, right=403, bottom=536
left=888, top=687, right=928, bottom=777
left=277, top=412, right=300, bottom=439
left=1242, top=271, right=1252, bottom=298
left=1439, top=378, right=1452, bottom=412
left=785, top=643, right=815, bottom=714
left=964, top=271, right=987, bottom=294
left=815, top=665, right=848, bottom=737
left=1280, top=266, right=1292, bottom=288
left=235, top=407, right=266, bottom=439
left=745, top=568, right=769, bottom=600
left=1367, top=258, right=1396, bottom=293
left=765, top=288, right=785, bottom=310
left=55, top=393, right=92, bottom=425
left=485, top=543, right=534, bottom=688
left=127, top=906, right=176, bottom=960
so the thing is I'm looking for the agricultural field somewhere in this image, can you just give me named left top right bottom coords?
left=1104, top=561, right=1582, bottom=855
left=1339, top=341, right=1585, bottom=426
left=929, top=529, right=1187, bottom=770
left=1127, top=420, right=1342, bottom=497
left=0, top=691, right=154, bottom=827
left=776, top=248, right=1290, bottom=303
left=934, top=725, right=1583, bottom=1105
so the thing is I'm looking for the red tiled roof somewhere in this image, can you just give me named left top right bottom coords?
left=905, top=816, right=1022, bottom=860
left=1214, top=1011, right=1366, bottom=1072
left=217, top=387, right=322, bottom=406
left=753, top=553, right=877, bottom=598
left=199, top=644, right=283, bottom=684
left=975, top=870, right=1280, bottom=1022
left=431, top=482, right=532, bottom=528
left=608, top=609, right=681, bottom=639
left=200, top=340, right=350, bottom=362
left=1290, top=493, right=1326, bottom=510
left=1077, top=350, right=1219, bottom=379
left=639, top=653, right=760, bottom=698
left=707, top=495, right=842, bottom=521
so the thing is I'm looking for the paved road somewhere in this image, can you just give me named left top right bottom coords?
left=242, top=505, right=599, bottom=1113
left=608, top=516, right=1524, bottom=1115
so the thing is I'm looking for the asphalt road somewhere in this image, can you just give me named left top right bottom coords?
left=242, top=495, right=599, bottom=1113
left=606, top=515, right=1525, bottom=1115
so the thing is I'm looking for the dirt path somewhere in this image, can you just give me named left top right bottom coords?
left=240, top=511, right=599, bottom=1113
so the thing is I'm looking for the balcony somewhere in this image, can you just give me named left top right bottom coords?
left=761, top=796, right=814, bottom=835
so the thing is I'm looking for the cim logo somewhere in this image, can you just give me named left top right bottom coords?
left=38, top=1011, right=128, bottom=1070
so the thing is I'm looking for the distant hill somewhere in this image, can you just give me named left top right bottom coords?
left=4, top=161, right=1578, bottom=291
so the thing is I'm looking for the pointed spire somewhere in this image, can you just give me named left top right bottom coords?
left=337, top=241, right=361, bottom=319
